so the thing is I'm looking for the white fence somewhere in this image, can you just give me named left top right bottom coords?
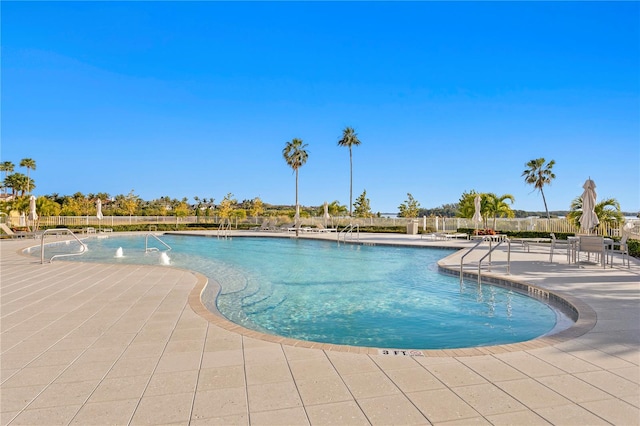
left=26, top=215, right=640, bottom=238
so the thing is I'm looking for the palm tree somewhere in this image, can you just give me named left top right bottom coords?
left=282, top=138, right=309, bottom=236
left=485, top=193, right=515, bottom=229
left=19, top=158, right=36, bottom=195
left=337, top=127, right=362, bottom=216
left=522, top=158, right=556, bottom=224
left=567, top=196, right=624, bottom=230
left=0, top=161, right=14, bottom=197
left=5, top=173, right=30, bottom=196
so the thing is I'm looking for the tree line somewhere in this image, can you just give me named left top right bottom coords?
left=2, top=146, right=632, bottom=228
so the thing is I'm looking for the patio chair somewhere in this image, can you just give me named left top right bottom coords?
left=609, top=235, right=630, bottom=268
left=549, top=233, right=571, bottom=263
left=578, top=235, right=607, bottom=268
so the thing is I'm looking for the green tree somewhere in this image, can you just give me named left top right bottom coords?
left=456, top=190, right=481, bottom=219
left=4, top=173, right=31, bottom=196
left=353, top=190, right=373, bottom=218
left=316, top=200, right=348, bottom=217
left=337, top=127, right=362, bottom=216
left=485, top=193, right=516, bottom=229
left=218, top=193, right=236, bottom=221
left=37, top=196, right=61, bottom=217
left=282, top=138, right=309, bottom=236
left=174, top=199, right=191, bottom=218
left=567, top=196, right=624, bottom=229
left=522, top=158, right=556, bottom=224
left=328, top=200, right=348, bottom=217
left=19, top=158, right=36, bottom=195
left=249, top=197, right=264, bottom=223
left=0, top=161, right=14, bottom=196
left=121, top=190, right=141, bottom=217
left=398, top=193, right=420, bottom=218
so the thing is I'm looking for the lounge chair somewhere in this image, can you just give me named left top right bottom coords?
left=0, top=223, right=37, bottom=239
left=287, top=224, right=312, bottom=233
left=279, top=223, right=294, bottom=232
left=314, top=223, right=337, bottom=233
left=444, top=233, right=469, bottom=240
left=252, top=220, right=272, bottom=231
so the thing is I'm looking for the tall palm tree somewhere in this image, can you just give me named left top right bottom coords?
left=522, top=158, right=556, bottom=224
left=19, top=158, right=36, bottom=195
left=282, top=138, right=309, bottom=237
left=337, top=127, right=361, bottom=216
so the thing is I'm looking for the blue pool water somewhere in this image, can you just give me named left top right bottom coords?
left=36, top=234, right=572, bottom=349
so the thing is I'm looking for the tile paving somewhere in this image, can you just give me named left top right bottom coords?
left=1, top=231, right=638, bottom=425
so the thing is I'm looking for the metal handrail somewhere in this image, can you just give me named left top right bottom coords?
left=41, top=228, right=87, bottom=264
left=217, top=219, right=231, bottom=240
left=477, top=238, right=511, bottom=284
left=338, top=223, right=359, bottom=244
left=459, top=235, right=508, bottom=284
left=145, top=233, right=172, bottom=252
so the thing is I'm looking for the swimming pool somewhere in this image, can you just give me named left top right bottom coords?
left=36, top=234, right=573, bottom=349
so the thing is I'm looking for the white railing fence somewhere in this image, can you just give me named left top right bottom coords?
left=17, top=215, right=640, bottom=238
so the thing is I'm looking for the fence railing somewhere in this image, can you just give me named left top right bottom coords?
left=14, top=215, right=640, bottom=238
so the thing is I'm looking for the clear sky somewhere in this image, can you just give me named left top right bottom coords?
left=2, top=1, right=639, bottom=214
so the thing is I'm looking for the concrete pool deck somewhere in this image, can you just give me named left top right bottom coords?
left=1, top=231, right=638, bottom=425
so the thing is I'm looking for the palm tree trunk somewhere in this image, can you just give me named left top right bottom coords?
left=541, top=189, right=551, bottom=227
left=295, top=169, right=299, bottom=237
left=349, top=147, right=353, bottom=217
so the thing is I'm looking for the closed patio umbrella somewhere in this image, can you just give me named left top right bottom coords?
left=96, top=199, right=103, bottom=231
left=579, top=178, right=599, bottom=233
left=28, top=195, right=38, bottom=232
left=472, top=195, right=482, bottom=230
left=96, top=199, right=103, bottom=220
left=323, top=201, right=330, bottom=226
left=28, top=195, right=38, bottom=221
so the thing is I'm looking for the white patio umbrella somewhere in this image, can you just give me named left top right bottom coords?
left=28, top=195, right=38, bottom=231
left=28, top=195, right=38, bottom=221
left=579, top=178, right=599, bottom=233
left=96, top=199, right=104, bottom=231
left=323, top=201, right=330, bottom=226
left=472, top=195, right=482, bottom=230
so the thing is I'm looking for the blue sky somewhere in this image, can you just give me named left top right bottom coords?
left=2, top=1, right=639, bottom=214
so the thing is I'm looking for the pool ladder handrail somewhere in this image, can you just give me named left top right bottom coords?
left=459, top=235, right=511, bottom=284
left=338, top=223, right=359, bottom=244
left=41, top=228, right=88, bottom=264
left=145, top=233, right=172, bottom=252
left=217, top=219, right=231, bottom=239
